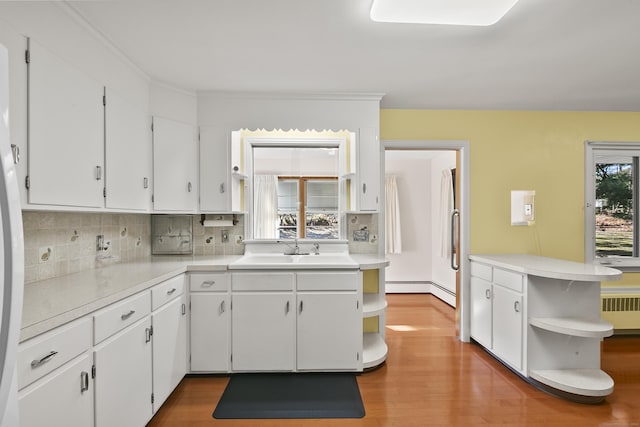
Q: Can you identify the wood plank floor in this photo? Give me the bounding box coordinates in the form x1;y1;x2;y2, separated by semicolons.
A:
148;294;640;426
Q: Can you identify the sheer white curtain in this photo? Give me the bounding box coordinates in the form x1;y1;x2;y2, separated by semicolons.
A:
439;169;454;257
253;175;279;239
385;175;402;254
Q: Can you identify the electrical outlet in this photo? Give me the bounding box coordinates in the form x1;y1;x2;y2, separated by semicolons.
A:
221;230;229;243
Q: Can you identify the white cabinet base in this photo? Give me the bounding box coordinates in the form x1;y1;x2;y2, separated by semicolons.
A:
530;369;614;401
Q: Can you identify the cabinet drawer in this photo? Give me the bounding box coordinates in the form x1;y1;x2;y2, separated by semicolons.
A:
297;272;358;291
190;272;229;292
152;275;185;311
94;291;151;344
231;272;294;291
17;317;92;390
493;268;523;293
470;262;492;282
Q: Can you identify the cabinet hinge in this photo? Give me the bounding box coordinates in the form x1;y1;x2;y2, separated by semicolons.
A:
151;121;154;132
151;194;154;203
150;325;154;336
25;175;30;190
91;365;96;379
357;352;360;361
151;393;155;404
25;49;30;64
103;187;106;198
102;94;106;106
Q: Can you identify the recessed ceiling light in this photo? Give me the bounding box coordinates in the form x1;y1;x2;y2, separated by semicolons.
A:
370;0;520;26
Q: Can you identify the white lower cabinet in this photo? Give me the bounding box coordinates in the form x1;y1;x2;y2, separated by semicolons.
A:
469;276;493;350
18;354;94;427
190;293;230;372
151;295;187;412
231;292;296;371
491;285;523;370
93;317;153;427
297;292;361;370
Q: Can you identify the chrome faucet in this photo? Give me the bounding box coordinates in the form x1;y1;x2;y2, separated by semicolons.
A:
313;243;320;255
283;237;300;255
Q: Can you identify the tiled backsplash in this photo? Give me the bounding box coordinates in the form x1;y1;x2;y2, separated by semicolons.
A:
347;213;379;254
22;212;152;284
22;211;373;284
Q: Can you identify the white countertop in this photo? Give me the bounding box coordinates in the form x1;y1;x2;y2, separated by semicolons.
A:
21;254;388;342
469;254;622;282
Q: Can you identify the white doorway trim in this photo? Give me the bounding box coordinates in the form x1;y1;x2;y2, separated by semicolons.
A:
382;140;471;342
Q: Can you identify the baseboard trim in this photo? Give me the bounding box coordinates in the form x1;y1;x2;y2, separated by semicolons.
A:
385;281;456;307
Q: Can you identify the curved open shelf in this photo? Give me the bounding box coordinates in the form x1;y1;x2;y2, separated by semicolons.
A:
363;294;387;317
530;369;614;398
529;317;613;338
363;332;387;369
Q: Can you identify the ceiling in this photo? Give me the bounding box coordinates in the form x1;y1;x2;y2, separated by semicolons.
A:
66;0;640;111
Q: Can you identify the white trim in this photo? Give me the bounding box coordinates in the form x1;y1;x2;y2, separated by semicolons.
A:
196;91;385;102
382;139;471;342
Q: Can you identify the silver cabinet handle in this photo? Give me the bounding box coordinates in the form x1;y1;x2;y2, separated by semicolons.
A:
187;182;192;192
450;209;460;271
143;177;149;189
10;144;19;164
362;183;367;194
299;300;304;314
514;301;521;313
485;288;491;299
201;280;215;288
80;371;89;393
220;183;225;193
219;300;225;314
145;327;153;343
167;288;177;295
31;350;58;368
182;303;186;316
285;300;290;315
121;310;135;320
95;165;102;181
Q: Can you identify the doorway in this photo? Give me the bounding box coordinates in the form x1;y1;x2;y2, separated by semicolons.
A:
382;140;470;341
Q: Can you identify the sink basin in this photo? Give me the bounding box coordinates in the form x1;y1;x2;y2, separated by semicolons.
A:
229;253;359;269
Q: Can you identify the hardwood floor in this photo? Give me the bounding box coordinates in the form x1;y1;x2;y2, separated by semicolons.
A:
148;294;640;426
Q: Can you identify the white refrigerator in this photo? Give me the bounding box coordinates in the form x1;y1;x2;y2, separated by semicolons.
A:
0;43;25;427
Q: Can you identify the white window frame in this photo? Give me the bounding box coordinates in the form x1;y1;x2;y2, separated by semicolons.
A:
585;141;640;270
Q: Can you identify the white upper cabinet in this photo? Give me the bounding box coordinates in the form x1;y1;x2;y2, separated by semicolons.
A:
356;127;380;211
104;88;151;211
27;39;104;208
152;116;198;212
199;126;229;212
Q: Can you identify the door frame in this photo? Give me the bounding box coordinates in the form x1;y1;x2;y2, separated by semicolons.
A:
381;140;471;342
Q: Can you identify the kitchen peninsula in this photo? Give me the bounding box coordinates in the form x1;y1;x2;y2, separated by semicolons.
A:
469;254;622;403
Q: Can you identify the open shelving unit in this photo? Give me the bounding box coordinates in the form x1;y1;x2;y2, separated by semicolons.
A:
361;267;388;369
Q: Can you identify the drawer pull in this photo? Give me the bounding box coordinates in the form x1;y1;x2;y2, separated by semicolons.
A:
80;371;90;393
31;350;58;368
167;288;177;295
485;289;491;299
201;280;215;288
514;301;521;313
121;310;135;320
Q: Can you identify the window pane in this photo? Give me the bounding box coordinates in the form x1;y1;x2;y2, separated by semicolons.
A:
277;180;298;239
305;180;339;239
595;161;633;257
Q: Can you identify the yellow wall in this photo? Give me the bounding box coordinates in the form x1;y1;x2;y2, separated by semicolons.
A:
381;110;640;288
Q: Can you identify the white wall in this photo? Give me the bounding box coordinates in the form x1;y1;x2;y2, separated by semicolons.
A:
384;152;432;286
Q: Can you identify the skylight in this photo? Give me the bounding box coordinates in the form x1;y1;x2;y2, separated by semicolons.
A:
370;0;520;26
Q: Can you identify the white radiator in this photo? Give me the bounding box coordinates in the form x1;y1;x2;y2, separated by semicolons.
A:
601;294;640;330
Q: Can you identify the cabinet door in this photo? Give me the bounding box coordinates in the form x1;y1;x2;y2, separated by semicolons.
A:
297;292;361;371
190;293;230;372
152;116;197;212
151;296;187;412
28;39;104;208
470;277;492;349
94;318;153;427
492;285;523;370
18;354;93;427
357;127;380;211
231;292;295;371
105;88;151;210
199;126;229;212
